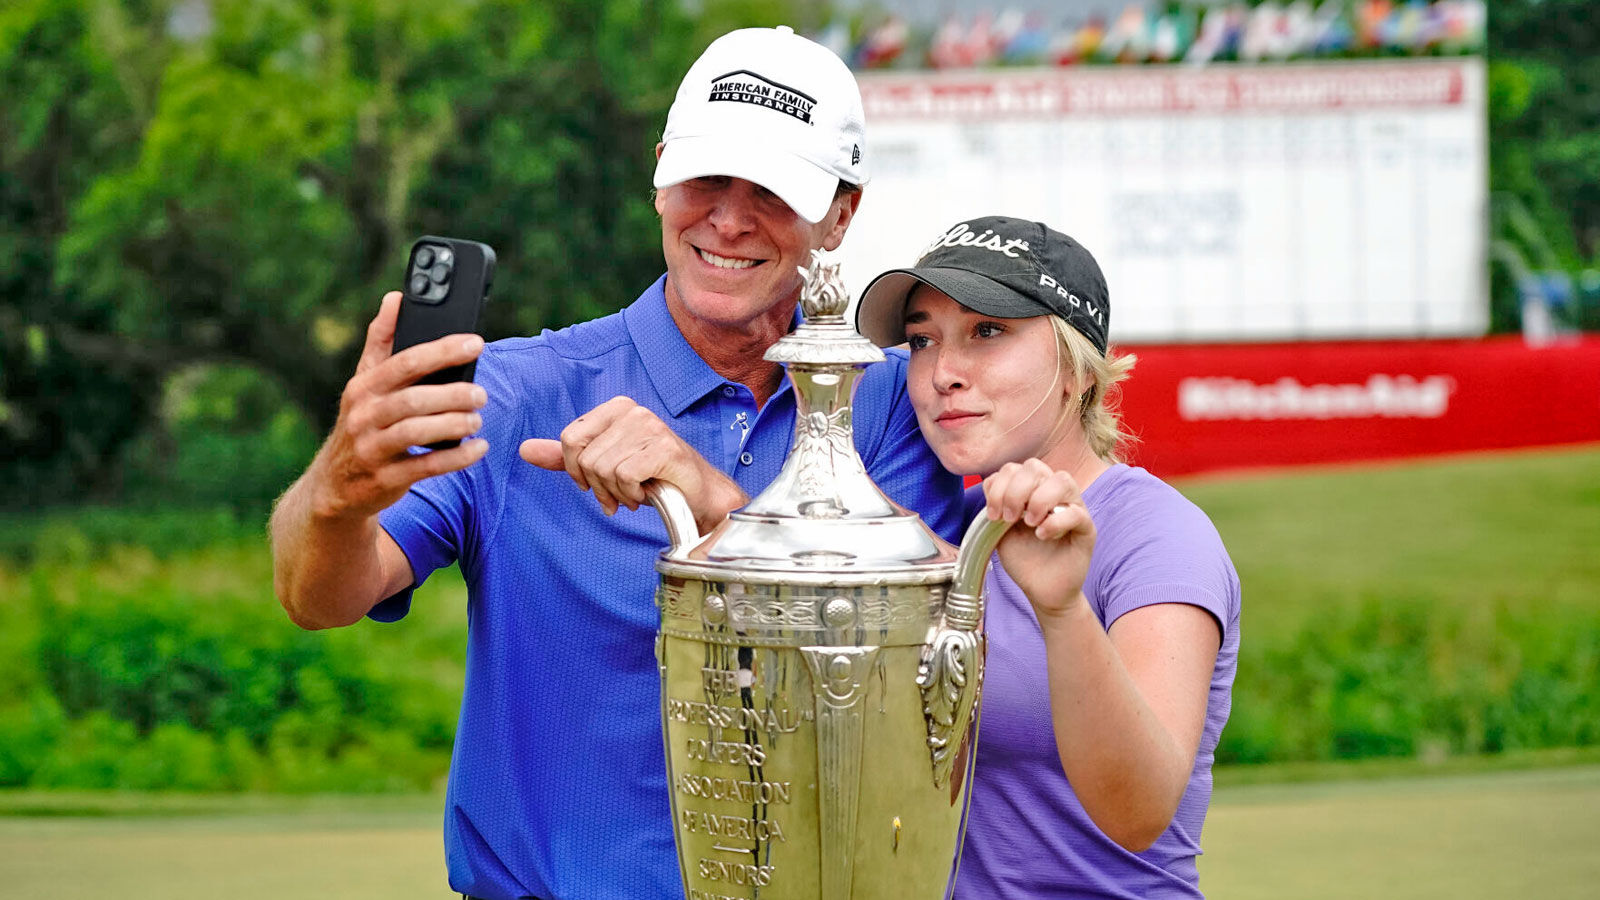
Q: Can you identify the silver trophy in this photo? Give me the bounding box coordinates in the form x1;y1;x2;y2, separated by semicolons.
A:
648;251;1009;900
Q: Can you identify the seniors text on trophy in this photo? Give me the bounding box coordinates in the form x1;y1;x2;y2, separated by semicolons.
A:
646;251;1012;900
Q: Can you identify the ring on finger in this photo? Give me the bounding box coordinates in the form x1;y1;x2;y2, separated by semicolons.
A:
1051;504;1071;516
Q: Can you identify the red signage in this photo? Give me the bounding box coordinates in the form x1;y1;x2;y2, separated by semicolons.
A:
1114;336;1600;477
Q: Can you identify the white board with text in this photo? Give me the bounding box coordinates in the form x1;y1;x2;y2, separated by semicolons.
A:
840;58;1488;343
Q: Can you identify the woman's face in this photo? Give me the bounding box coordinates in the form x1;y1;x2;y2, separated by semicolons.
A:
903;285;1076;477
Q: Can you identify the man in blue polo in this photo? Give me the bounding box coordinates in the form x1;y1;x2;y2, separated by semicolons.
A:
269;26;961;900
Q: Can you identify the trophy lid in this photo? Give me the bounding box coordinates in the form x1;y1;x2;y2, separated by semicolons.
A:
658;251;957;585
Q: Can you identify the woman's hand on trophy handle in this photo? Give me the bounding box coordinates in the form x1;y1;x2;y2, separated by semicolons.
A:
981;459;1097;620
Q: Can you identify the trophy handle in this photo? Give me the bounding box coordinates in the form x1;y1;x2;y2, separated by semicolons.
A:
643;481;701;558
950;513;1011;629
918;513;1011;788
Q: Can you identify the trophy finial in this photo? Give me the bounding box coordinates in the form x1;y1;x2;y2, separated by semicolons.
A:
768;248;883;366
798;248;849;320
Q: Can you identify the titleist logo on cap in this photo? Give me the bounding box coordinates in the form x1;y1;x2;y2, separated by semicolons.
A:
856;214;1110;354
922;222;1031;259
708;70;815;124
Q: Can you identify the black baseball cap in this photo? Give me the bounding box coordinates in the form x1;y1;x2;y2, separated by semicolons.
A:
855;216;1110;355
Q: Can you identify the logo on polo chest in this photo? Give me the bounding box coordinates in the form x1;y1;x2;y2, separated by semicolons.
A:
709;70;815;124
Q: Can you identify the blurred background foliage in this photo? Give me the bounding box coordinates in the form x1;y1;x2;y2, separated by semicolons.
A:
1486;0;1600;334
0;0;796;511
1;0;1597;792
0;540;467;791
1;446;1595;791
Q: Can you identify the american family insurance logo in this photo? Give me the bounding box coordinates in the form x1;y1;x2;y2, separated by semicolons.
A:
1179;374;1455;421
709;70;815;124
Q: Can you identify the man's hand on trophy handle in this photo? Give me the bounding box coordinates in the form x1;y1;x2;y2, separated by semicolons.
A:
643;481;701;556
520;396;746;532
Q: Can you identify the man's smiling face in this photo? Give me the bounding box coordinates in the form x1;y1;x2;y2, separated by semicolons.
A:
655;174;854;334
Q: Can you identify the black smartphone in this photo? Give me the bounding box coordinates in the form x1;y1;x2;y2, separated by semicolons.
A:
392;235;496;447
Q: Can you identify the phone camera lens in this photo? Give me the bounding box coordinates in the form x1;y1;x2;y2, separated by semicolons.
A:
435;247;454;267
409;273;431;295
415;246;435;268
430;263;452;284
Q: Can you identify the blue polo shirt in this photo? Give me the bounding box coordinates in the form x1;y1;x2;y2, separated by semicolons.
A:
376;275;962;900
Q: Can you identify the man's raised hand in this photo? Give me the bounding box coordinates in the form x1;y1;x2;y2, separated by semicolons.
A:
305;291;489;521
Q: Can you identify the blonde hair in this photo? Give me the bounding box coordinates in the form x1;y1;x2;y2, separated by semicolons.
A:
1050;318;1138;463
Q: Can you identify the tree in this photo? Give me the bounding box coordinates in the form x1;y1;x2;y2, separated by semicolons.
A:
1489;0;1600;264
0;0;791;507
0;0;158;504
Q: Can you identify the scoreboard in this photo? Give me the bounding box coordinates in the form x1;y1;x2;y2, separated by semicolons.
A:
841;58;1488;344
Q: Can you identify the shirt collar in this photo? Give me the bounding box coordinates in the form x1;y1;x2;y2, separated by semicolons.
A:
624;274;802;417
624;275;735;417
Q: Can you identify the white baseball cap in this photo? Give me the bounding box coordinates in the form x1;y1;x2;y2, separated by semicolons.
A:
653;26;868;224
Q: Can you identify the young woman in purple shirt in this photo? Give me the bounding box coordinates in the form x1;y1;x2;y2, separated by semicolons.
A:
857;216;1242;899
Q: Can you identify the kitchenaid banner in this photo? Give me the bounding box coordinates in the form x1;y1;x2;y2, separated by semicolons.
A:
1116;336;1600;476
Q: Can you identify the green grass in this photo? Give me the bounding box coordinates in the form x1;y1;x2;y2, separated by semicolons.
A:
1172;445;1600;764
1173;445;1600;633
1213;744;1600;787
0;792;446;900
2;762;1597;899
1199;765;1600;899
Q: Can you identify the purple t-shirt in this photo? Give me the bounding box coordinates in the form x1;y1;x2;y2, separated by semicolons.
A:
955;464;1241;899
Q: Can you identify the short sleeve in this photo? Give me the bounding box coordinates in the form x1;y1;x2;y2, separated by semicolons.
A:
1085;472;1239;640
